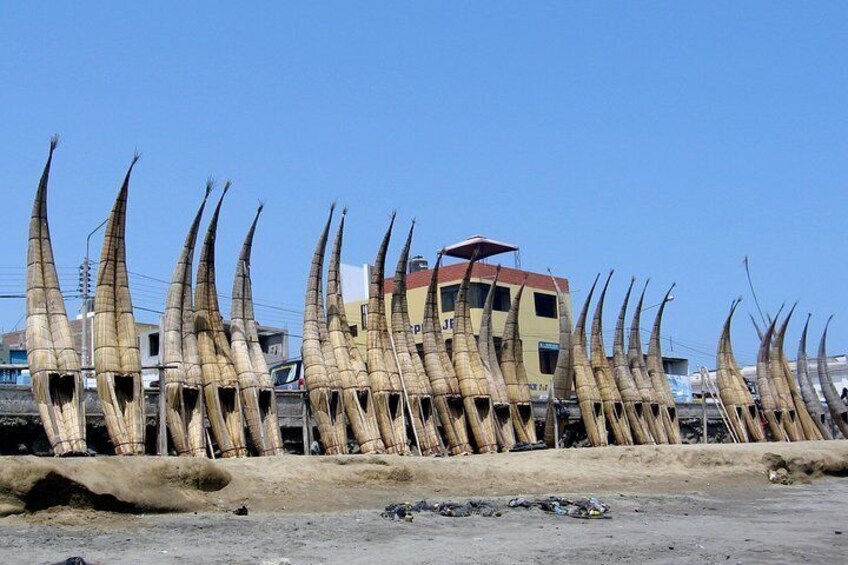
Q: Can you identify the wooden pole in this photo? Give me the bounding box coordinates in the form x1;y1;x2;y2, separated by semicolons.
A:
157;363;167;455
302;391;311;456
700;367;707;444
388;331;421;455
551;377;560;449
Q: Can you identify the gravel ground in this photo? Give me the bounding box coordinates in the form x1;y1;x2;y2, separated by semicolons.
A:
2;478;846;564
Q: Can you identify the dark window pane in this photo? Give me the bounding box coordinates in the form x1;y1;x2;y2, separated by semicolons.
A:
349;325;358;337
534;292;557;318
440;285;459;312
493;287;511;312
442;283;511;312
538;344;559;375
148;333;160;357
360;304;368;329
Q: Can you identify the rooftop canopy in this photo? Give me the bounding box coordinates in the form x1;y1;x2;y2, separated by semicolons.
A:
442;235;519;261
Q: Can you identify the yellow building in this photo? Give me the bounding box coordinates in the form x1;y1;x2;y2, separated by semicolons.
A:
344;241;572;399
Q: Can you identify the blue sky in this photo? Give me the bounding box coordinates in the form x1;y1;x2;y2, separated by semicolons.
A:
1;2;846;367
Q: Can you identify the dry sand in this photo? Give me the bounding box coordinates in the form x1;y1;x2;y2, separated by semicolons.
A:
1;441;847;564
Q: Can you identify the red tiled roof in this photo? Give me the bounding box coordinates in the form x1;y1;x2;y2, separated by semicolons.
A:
385;262;569;294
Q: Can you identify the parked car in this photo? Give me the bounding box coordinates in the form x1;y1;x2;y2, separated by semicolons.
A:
271;359;304;390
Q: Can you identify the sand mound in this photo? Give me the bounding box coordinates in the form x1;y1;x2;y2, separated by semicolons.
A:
0;456;231;517
1;441;846;517
762;449;848;482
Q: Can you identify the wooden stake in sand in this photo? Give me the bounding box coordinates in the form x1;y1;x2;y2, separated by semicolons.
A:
590;271;633;446
365;214;408;455
611;278;654;445
230;205;284;456
543;271;573;448
25;137;87;456
573;275;608;447
391;222;445;456
628;281;668;445
770;306;822;441
817;317;848;439
796;315;832;440
452;258;498;453
93;156;146;455
478;266;516;452
499;278;538;445
326;210;385;454
421;253;473;455
195;183;247;458
646;284;682;444
302;205;348;455
161;182;212;457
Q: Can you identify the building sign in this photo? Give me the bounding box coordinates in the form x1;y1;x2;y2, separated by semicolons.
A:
538;341;559;351
411;318;455;335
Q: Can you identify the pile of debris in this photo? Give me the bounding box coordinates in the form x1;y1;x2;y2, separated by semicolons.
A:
381;496;610;522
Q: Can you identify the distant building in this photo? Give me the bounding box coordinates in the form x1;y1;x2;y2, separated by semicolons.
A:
343;235;691;399
343;259;569;399
693;355;848;401
1;317;289;388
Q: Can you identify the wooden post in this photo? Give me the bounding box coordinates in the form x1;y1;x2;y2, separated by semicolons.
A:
388;331;421;455
157;364;167;455
301;391;311;456
701;369;708;444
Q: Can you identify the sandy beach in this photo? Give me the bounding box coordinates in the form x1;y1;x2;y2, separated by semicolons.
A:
1;441;846;564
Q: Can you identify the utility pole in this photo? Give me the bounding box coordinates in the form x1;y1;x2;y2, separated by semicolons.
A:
82;218;108;376
79;258;91;370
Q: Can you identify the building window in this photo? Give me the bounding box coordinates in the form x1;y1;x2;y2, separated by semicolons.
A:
440;283;510;313
148;333;160;357
360;304;368;329
534;292;557;318
349;325;358;337
538;342;559;374
444;338;453;359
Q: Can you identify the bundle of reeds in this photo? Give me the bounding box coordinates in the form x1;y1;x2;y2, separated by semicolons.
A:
770;307;821;441
611;278;653;445
543;272;572;448
195;184;247;458
796;315;832;439
93;156;145;455
326;210;384;454
756;317;788;441
452;258;498;453
302;205;348;455
645;285;682;444
715;300;753;442
230;205;284;456
367;214;408;455
573;275;608;447
478;266;517;451
421;253;472;455
817;317;848;439
590;272;633;446
628;281;668;444
161;183;211;457
499;279;538;445
390;222;444;456
26;137;87;456
763;308;803;441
